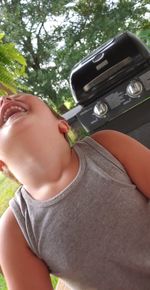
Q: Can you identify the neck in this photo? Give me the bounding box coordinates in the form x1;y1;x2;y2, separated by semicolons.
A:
7;138;79;201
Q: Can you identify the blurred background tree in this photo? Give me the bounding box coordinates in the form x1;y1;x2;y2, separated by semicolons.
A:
0;0;149;111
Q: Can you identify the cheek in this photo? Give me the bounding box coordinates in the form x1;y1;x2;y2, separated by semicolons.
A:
35;107;59;128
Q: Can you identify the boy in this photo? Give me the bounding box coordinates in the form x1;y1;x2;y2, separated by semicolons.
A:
0;93;150;290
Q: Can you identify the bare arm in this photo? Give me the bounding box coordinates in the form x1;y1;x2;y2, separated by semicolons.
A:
0;208;53;290
92;130;150;198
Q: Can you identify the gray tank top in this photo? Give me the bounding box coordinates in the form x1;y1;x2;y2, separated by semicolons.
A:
9;137;150;290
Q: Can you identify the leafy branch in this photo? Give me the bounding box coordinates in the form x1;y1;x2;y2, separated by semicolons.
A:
0;32;27;95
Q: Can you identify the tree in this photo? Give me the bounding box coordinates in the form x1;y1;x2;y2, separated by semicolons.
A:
0;0;149;110
0;32;27;96
137;23;150;48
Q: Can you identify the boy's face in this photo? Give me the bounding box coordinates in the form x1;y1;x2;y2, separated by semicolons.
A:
0;94;66;167
0;93;56;131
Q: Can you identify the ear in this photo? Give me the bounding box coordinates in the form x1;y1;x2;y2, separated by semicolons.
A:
0;160;6;171
58;120;70;134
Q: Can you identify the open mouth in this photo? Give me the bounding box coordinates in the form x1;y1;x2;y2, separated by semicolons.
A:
2;105;27;125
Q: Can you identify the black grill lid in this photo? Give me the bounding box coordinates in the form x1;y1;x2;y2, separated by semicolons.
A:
70;31;150;105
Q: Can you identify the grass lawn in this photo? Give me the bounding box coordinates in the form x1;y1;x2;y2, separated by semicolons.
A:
0;274;7;290
0;173;19;216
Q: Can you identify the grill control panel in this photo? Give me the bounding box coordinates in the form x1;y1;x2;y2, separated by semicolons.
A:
77;69;150;132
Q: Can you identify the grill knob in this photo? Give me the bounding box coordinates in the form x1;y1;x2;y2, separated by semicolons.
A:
93;101;108;117
126;80;143;98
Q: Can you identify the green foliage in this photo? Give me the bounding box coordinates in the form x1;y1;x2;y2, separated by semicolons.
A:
0;173;19;216
0;274;7;290
51;275;58;289
0;33;27;96
137;23;150;48
0;0;149;110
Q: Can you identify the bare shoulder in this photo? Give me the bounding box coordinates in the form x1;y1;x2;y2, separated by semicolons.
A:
92;130;150;197
0;207;23;248
91;129;149;152
0;207;53;290
91;130;125;145
92;129;133;144
0;206;30;256
0;208;17;274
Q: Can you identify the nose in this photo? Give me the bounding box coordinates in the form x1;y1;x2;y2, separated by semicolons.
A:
0;96;12;106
